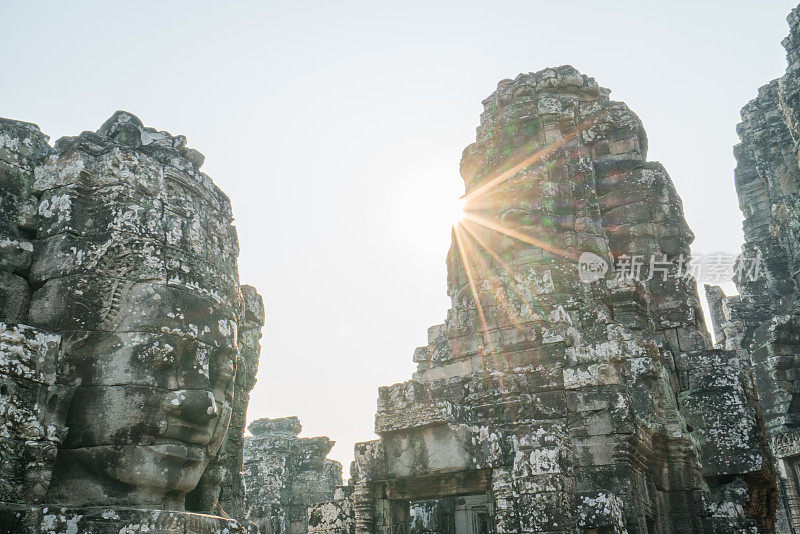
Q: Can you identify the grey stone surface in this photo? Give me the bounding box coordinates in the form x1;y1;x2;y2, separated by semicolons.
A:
244;417;343;534
0;504;244;534
0;119;63;508
0;111;264;533
308;487;354;534
705;4;800;532
189;284;265;526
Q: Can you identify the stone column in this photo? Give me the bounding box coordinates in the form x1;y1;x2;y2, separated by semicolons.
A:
353;483;375;534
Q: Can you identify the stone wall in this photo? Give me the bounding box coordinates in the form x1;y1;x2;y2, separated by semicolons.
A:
308;486;355;534
244;417;343;534
0;120;64;506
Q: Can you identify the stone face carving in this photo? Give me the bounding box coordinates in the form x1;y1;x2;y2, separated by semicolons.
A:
0;111;263;532
244;417;343;534
189;284;266;522
313;66;776;533
35;111;244;510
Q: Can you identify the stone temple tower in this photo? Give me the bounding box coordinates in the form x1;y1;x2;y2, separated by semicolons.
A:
309;66;777;534
706;4;800;532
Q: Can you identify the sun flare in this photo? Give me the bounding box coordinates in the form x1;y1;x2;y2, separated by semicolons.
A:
452;196;466;226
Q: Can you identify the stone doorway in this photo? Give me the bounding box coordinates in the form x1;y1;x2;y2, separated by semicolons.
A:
408;493;491;534
453;495;489;534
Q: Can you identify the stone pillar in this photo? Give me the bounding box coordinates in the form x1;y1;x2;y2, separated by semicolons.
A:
244;416;343;534
353;483;375;534
388;500;411;534
490;468;518;534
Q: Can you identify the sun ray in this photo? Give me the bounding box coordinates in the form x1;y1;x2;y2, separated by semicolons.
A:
461;219;550;330
443;116;602;393
452;223;493;353
461;115;600;208
457;223;523;332
453;223;522;393
463;211;579;262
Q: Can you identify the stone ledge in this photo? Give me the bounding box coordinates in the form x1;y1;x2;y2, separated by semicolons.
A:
0;503;244;534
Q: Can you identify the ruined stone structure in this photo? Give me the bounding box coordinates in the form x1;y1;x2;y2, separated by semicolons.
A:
8;7;800;534
707;5;800;533
308;487;355;534
244;417;343;534
0;112;263;533
308;66;778;534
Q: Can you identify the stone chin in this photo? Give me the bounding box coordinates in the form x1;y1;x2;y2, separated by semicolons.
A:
47;443;214;509
46;401;232;509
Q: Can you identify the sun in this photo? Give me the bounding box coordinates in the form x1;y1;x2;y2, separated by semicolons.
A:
392;173;467;252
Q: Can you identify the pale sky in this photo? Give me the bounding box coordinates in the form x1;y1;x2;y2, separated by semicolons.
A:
2;0;797;473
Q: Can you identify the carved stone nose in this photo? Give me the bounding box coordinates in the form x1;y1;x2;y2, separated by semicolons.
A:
163;390;218;424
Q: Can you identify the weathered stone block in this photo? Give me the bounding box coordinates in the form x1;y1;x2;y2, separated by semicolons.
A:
245;417;343;534
518;491;575;532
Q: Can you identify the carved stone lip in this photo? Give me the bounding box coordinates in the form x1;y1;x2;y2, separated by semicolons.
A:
162;421;213;447
146;440;205;463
